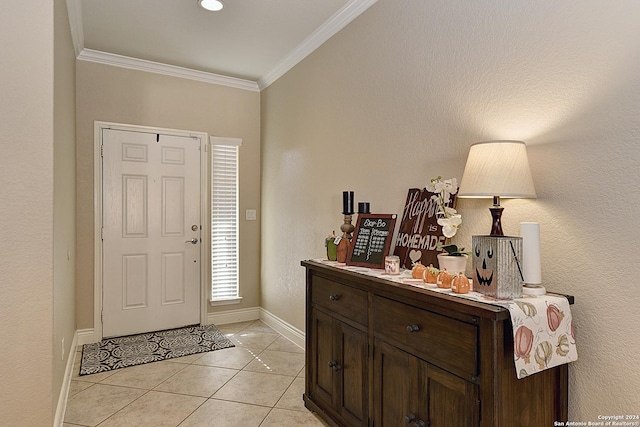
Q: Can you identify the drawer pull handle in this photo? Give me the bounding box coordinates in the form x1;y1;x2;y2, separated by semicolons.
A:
415;421;426;427
329;294;340;301
405;413;417;424
328;361;342;371
406;324;420;333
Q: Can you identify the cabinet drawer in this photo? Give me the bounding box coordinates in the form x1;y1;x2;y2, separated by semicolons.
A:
372;295;478;377
311;275;368;326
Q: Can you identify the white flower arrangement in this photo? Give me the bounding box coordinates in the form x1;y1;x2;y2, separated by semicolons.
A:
427;176;462;238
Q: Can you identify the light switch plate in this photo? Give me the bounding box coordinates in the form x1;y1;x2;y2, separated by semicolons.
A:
246;209;257;220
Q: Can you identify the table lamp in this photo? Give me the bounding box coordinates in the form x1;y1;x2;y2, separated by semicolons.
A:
457;141;536;236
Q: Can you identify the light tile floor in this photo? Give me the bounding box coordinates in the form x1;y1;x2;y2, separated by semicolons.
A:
64;321;328;427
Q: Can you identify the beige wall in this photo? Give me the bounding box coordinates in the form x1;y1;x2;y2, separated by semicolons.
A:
261;0;640;420
0;1;55;424
76;62;261;330
53;0;77;414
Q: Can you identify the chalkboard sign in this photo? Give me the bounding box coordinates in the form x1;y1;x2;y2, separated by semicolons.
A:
346;214;397;269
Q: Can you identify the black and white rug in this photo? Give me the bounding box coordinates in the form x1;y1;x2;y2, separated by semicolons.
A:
79;324;234;376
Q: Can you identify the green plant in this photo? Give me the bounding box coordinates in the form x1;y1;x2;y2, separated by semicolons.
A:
438;243;469;257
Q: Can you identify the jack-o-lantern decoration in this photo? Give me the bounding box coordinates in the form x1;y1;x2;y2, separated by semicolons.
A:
474;243;496;289
471;235;523;299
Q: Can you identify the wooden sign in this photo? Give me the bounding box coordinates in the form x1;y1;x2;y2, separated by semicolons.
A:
346;214;397;269
393;188;456;269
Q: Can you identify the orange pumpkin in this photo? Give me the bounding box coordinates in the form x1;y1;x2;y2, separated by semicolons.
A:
436;269;452;289
423;264;439;284
412;263;427;279
451;273;470;294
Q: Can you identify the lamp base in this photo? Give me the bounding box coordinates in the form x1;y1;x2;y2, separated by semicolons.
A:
489;207;504;236
522;284;546;296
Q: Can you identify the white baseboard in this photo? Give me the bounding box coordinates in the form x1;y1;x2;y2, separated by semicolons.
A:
77;328;97;346
54;331;79;427
78;308;303;348
206;306;305;350
76;307;266;343
206;306;261;325
259;308;305;349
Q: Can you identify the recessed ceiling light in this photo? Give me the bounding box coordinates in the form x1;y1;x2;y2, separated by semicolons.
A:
198;0;223;12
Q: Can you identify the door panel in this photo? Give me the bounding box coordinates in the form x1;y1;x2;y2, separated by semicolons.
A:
162;177;185;236
336;321;368;426
122;254;148;308
161;252;185;304
103;129;201;338
123;175;148;237
374;339;416;426
426;364;479;427
310;308;335;408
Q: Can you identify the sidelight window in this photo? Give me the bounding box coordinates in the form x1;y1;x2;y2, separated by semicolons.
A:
210;137;242;304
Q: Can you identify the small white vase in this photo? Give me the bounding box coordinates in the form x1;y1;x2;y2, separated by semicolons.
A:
437;254;468;275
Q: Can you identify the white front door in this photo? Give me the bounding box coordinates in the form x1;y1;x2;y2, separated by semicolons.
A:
102;128;201;338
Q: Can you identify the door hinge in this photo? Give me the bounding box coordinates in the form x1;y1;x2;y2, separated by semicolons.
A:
100;144;104;157
101;228;104;240
477;399;481;421
101;311;103;323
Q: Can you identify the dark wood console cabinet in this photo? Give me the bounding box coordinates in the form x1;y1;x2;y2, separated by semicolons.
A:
302;260;570;427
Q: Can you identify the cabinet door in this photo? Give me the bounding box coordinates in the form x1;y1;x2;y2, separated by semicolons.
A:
309;308;335;410
335;321;368;427
373;340;425;426
425;364;479;427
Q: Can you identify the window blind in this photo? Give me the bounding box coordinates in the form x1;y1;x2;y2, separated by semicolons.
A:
210;138;241;301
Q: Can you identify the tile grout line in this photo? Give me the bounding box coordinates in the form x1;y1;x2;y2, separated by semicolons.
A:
66;320;310;427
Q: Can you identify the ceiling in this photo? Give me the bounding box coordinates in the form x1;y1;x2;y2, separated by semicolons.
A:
68;0;376;90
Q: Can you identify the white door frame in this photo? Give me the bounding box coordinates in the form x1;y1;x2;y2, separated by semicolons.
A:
93;121;209;342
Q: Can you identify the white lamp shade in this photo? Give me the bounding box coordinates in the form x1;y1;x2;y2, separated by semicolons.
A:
458;141;536;199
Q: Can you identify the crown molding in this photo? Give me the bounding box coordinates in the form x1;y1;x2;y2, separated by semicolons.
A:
77;49;260;92
258;0;377;90
66;0;375;92
66;0;84;56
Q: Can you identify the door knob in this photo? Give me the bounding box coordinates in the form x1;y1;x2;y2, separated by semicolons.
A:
186;238;199;244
